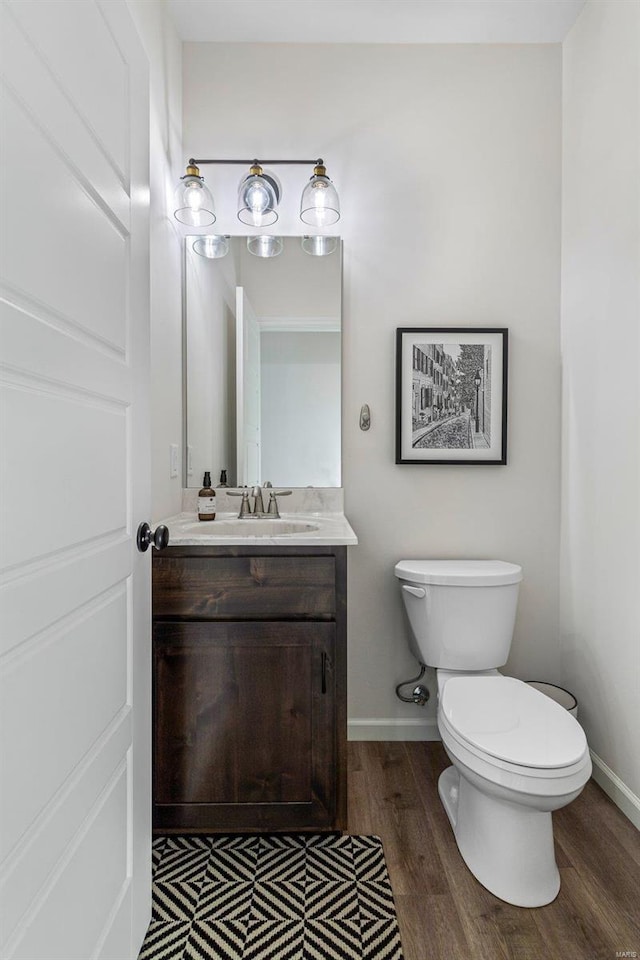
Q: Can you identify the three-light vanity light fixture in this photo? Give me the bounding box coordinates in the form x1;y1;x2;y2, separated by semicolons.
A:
174;157;340;258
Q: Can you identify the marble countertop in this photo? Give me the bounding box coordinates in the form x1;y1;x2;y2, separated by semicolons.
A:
158;511;358;546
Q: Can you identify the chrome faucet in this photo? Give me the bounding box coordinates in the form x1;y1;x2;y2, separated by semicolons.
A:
228;483;291;519
251;485;266;516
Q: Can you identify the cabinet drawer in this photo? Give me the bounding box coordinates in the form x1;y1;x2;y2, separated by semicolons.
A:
153;555;336;619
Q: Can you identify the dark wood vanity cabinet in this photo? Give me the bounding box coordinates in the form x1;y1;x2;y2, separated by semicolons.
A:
152;545;347;834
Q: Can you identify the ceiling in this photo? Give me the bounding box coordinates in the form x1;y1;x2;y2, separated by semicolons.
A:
167;0;586;44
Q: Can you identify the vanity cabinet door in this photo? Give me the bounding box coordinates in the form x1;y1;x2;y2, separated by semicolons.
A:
153;620;336;832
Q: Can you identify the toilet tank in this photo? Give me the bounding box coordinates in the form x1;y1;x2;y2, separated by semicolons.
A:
395;560;522;670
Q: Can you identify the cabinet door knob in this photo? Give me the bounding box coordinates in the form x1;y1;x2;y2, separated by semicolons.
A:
136;522;169;553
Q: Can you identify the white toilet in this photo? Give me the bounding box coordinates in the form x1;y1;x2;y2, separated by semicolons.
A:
395;559;591;908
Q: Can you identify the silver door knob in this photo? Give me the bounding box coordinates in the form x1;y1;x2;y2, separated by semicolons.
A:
136;522;169;553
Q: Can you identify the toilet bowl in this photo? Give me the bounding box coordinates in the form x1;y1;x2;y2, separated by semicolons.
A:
436;671;591;906
395;559;592;907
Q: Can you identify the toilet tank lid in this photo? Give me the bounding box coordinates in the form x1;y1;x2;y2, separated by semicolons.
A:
394;560;523;586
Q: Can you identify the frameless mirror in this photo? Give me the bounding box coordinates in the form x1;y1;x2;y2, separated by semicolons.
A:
185;236;342;488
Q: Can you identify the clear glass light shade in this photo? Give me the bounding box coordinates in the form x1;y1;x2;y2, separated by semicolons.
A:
174;175;216;226
192;235;230;259
300;175;340;227
301;235;338;257
247;236;283;258
238;173;280;226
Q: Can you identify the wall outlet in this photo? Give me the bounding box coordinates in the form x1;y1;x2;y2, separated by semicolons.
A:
169;444;179;478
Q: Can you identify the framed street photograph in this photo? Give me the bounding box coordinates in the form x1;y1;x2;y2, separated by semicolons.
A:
395;327;508;465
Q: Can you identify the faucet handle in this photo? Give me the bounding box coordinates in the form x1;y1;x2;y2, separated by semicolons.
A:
266;490;292;518
227;488;252;517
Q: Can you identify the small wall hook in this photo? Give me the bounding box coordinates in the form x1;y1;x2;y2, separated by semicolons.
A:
359;404;371;431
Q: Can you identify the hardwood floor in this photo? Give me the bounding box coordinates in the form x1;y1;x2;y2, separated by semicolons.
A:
347;741;640;960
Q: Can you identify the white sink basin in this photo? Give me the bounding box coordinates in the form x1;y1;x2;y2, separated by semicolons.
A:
183;519;320;537
160;511;357;546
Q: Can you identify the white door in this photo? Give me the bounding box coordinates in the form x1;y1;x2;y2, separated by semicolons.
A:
236;287;261;486
0;2;152;958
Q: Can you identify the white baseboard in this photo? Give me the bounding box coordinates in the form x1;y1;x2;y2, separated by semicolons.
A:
347;718;440;741
590;751;640;830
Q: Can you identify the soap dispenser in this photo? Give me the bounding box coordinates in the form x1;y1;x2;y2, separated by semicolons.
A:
198;471;216;521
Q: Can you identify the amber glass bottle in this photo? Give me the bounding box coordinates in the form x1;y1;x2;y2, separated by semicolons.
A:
198;471;216;521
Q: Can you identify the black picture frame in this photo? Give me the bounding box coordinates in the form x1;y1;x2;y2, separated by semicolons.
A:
395;327;508;465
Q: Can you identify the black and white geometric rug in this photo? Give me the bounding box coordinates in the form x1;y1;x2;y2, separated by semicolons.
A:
139;834;404;960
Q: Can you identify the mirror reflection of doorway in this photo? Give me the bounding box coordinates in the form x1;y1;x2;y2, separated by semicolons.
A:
236;285;341;487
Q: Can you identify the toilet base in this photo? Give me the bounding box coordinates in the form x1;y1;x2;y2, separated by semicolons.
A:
438;766;560;908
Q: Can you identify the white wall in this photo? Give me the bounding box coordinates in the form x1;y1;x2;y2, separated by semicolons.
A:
239;238;341;321
561;0;640;822
183;42;563;737
127;0;183;522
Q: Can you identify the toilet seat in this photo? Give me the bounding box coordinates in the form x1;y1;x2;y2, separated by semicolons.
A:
438;674;591;799
439;711;591;797
440;675;587;768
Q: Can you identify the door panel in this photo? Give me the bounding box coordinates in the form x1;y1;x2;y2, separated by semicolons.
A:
8;0;130;178
0;585;128;861
12;767;129;960
0;2;151;958
0;383;127;569
1;714;132;958
1;91;128;350
0;0;130;230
